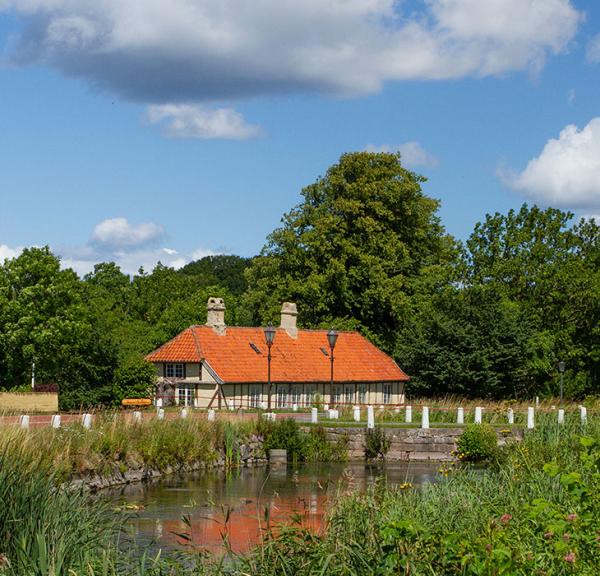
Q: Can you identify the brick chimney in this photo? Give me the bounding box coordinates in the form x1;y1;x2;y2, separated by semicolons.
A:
280;302;298;338
206;297;226;334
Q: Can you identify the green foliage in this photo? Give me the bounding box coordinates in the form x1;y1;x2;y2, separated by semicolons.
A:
364;426;391;460
179;255;252;296
457;423;499;462
111;359;156;404
258;418;348;463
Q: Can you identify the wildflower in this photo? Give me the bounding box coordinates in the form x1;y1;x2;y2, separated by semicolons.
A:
500;514;512;524
399;482;413;490
485;544;492;552
564;552;576;564
544;531;554;540
562;533;571;542
566;513;577;522
0;554;10;569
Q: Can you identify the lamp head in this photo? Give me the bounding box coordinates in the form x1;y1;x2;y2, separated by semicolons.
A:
264;323;276;346
327;329;338;350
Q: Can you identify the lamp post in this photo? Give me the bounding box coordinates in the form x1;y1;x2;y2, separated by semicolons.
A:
264;323;276;410
558;361;565;404
327;329;338;406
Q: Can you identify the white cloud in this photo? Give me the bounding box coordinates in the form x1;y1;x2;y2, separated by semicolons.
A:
365;142;439;168
0;244;23;262
501;117;600;212
146;104;261;140
587;33;600;63
0;0;582;105
91;217;164;248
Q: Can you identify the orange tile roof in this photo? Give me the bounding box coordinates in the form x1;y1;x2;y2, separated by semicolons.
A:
146;325;409;383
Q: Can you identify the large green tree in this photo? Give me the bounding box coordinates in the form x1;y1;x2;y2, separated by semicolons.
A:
245;151;456;349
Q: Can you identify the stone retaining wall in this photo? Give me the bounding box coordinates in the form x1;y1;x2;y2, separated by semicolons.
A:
320;427;510;461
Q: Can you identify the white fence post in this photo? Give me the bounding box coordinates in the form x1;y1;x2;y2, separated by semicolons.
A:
82;413;92;429
527;407;535;429
324;404;329;412
474;407;482;424
507;408;514;425
157;408;165;420
292;404;298;412
132;411;142;424
367;405;375;429
421;406;430;429
51;414;61;429
457;407;464;424
557;409;565;425
207;409;215;422
580;406;587;426
311;407;318;424
180;408;188;419
19;415;29;430
353;406;361;422
405;405;412;424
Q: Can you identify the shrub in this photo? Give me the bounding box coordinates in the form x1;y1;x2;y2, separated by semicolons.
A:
364;427;390;460
456;423;498;461
259;418;305;462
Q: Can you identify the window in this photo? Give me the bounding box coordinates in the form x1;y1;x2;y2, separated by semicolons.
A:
291;386;301;407
250;386;261;409
277;387;288;408
383;383;392;404
344;386;354;405
305;384;316;406
178;384;194;406
358;385;366;404
165;363;184;379
331;385;342;405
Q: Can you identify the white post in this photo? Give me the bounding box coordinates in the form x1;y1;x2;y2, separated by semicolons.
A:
82;413;92;429
421;406;430;429
580;406;587;426
507;408;514;425
394;406;400;413
353;406;361;422
457;407;464;424
328;408;334;419
207;409;215;422
474;406;482;424
367;405;375;429
19;415;29;430
132;411;142;424
324;403;329;412
156;398;163;408
51;414;61;429
311;407;318;424
535;396;540;408
180;408;188;419
260;401;267;410
557;409;565;425
157;408;165;420
31;362;35;389
292;404;298;412
527;407;535;429
405;405;412;424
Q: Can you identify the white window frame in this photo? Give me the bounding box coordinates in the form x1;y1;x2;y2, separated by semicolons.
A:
383;383;392;404
277;387;288;408
305;384;316;407
178;384;194;406
358;385;366;405
344;386;354;405
250;386;261;409
166;363;184;379
331;385;342;405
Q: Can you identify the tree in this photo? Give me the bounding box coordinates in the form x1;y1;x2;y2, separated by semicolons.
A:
244;151;456;350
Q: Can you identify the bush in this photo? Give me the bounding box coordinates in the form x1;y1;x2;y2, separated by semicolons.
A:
259;418;306;462
456;423;498;461
364;427;391;460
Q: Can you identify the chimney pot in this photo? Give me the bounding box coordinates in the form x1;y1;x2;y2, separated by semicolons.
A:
280;302;298;338
206;297;226;334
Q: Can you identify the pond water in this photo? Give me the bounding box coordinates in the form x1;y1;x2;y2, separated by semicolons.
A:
107;461;441;555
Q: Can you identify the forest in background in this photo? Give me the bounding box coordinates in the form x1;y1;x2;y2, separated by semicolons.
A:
0;152;598;409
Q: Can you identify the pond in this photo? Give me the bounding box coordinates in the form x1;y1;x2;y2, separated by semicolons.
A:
107;461;441;555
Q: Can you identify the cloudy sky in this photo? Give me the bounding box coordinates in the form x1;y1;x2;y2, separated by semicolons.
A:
0;0;599;275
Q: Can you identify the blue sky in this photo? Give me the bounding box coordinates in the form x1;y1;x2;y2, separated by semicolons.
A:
1;1;599;275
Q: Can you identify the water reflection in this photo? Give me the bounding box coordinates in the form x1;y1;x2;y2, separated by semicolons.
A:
108;461;440;554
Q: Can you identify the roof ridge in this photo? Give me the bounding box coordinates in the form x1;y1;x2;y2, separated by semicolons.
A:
190;326;204;361
190;324;358;334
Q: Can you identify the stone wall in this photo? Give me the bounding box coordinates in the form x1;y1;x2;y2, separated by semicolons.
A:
322;427;465;461
0;392;58;413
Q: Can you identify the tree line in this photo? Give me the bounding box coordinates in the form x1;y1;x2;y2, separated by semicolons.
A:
0;152;597;408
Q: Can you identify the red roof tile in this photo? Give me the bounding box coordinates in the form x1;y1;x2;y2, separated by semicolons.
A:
146;326;409;384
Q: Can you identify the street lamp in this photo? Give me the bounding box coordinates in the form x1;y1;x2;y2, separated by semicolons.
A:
264;323;276;410
327;329;338;406
558;361;565;404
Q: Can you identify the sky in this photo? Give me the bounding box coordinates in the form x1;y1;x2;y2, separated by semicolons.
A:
0;0;599;275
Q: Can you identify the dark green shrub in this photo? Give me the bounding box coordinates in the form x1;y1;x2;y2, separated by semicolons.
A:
303;426;348;462
258;418;305;462
456;423;498;461
364;427;391;460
